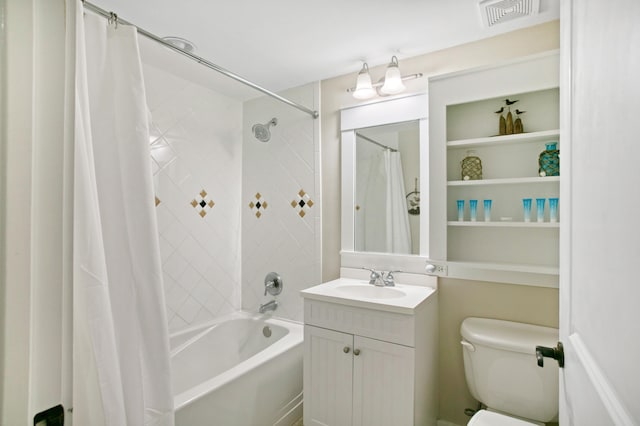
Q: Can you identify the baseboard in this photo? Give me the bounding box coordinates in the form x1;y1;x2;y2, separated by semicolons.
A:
437;420;463;426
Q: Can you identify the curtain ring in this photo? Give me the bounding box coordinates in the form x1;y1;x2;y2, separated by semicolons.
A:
108;12;119;28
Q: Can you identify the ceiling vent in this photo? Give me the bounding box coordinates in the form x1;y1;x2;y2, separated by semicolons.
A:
479;0;540;27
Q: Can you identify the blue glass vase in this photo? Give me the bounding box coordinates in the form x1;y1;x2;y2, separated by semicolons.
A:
538;142;559;177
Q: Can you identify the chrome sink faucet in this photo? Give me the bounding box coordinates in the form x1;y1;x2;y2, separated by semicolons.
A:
363;268;402;287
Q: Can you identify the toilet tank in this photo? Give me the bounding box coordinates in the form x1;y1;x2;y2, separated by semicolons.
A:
460;318;559;423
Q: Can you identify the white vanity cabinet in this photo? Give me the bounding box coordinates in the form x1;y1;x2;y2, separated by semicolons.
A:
301;278;438;426
304;325;415;426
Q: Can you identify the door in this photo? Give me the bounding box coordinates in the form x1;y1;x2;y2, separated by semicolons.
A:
303;325;353;426
559;0;640;424
352;336;414;426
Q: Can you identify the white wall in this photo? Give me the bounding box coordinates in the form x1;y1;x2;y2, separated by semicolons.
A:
144;64;244;332
242;83;321;322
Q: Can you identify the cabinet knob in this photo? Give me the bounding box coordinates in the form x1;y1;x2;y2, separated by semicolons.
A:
353;349;361;356
343;346;350;354
425;264;436;274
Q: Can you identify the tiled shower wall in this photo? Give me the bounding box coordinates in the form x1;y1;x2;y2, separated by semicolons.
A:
242;83;322;322
144;61;321;330
144;64;243;332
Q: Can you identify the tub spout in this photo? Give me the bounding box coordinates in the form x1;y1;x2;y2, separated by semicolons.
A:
259;300;278;314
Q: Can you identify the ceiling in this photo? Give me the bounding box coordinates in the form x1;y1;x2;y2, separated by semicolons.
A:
89;0;559;99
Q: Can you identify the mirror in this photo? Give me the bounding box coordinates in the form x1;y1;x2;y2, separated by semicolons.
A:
340;93;429;260
354;121;420;254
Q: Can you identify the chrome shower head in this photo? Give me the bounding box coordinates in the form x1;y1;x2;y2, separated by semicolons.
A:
252;118;278;142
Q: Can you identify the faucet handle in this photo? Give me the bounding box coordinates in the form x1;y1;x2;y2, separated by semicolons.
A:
362;267;380;278
383;270;402;286
362;267;383;286
264;272;283;296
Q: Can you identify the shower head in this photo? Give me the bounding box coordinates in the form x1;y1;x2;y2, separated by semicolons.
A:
252;118;278;142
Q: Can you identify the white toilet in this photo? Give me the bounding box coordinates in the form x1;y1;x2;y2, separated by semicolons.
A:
460;317;559;426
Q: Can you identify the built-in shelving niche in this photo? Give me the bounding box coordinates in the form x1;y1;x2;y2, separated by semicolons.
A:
445;87;560;286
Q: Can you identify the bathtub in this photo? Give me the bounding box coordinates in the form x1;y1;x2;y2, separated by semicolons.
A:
170;311;304;426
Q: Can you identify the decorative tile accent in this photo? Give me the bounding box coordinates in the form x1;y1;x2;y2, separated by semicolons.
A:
291;189;314;218
248;192;268;218
155;196;161;207
190;189;215;218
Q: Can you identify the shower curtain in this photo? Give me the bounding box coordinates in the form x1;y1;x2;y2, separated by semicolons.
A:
73;2;174;425
363;150;412;254
384;150;412;254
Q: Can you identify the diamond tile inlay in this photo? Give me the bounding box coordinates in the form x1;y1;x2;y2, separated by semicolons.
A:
191;189;215;218
155;196;161;207
291;189;314;218
248;193;268;218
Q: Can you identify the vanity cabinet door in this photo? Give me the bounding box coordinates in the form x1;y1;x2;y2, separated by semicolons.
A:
304;325;353;426
352;336;415;426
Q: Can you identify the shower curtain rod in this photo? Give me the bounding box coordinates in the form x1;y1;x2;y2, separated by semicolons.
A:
355;133;398;152
82;1;320;119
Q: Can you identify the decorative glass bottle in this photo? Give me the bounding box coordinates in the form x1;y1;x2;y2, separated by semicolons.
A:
538;142;560;176
461;150;482;180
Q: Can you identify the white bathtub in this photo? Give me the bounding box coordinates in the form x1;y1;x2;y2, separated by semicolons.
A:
171;311;304;426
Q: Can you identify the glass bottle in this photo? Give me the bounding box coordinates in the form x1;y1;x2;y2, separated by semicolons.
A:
461;150;482;180
538;142;560;176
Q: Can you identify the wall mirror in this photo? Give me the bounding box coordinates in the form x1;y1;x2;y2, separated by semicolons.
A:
341;93;429;270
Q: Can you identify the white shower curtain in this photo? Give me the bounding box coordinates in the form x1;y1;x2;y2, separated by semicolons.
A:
73;3;174;425
363;150;412;254
384;150;412;254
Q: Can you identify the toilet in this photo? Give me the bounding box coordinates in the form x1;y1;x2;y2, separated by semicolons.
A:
460;317;559;426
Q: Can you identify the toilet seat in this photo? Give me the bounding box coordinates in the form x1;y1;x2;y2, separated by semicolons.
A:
468;410;540;426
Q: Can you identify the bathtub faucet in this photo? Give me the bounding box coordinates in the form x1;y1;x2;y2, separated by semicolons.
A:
259;299;278;314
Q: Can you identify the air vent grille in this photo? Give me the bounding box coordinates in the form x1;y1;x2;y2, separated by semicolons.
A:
479;0;540;27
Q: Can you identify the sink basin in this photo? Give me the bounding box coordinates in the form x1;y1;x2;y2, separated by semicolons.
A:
334;284;406;299
300;277;436;314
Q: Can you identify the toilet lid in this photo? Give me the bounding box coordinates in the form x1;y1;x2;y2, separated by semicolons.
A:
468;410;540;426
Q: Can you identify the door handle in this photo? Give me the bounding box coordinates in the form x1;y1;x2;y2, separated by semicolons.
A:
535;342;564;368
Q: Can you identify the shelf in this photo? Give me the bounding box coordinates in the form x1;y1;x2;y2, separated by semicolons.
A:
447;260;558;275
447;176;559;186
445;261;559;287
447;129;560;149
448;221;559;228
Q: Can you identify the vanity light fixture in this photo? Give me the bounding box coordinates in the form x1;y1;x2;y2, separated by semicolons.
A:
348;56;422;99
352;63;377;100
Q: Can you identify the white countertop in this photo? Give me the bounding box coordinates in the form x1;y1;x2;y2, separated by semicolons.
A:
300;277;436;314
